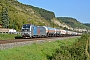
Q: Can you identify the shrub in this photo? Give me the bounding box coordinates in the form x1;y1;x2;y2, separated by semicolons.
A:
51;34;89;60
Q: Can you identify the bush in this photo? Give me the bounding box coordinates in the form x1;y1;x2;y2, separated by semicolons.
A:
51;34;89;60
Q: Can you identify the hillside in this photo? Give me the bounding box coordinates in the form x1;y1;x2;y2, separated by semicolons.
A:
57;17;90;30
0;0;57;31
0;0;90;32
84;23;90;27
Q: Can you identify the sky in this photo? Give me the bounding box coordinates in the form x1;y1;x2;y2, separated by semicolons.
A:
18;0;90;23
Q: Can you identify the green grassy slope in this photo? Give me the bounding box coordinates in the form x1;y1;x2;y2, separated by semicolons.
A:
51;34;90;60
0;37;78;60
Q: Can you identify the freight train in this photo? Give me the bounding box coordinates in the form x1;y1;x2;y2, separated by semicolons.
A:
21;24;82;38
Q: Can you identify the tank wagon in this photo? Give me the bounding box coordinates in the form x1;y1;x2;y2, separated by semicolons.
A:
71;32;78;36
60;30;67;37
43;26;56;37
21;24;82;38
66;30;72;36
55;28;61;37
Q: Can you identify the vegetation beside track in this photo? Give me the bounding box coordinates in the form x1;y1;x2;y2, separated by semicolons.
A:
51;34;90;60
0;34;20;40
0;34;89;60
0;37;79;60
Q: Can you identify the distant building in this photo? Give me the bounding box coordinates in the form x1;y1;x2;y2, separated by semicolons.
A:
0;28;16;34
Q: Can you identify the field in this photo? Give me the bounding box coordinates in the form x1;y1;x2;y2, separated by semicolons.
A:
0;37;78;60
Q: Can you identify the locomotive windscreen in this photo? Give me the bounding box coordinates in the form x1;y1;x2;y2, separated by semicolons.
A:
22;24;31;32
23;24;30;28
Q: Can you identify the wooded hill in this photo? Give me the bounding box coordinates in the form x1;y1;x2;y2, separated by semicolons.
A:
0;0;56;31
0;0;90;31
57;17;90;30
84;23;90;27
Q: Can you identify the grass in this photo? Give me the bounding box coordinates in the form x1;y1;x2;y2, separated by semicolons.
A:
0;37;79;60
51;34;90;60
88;37;90;55
0;34;20;40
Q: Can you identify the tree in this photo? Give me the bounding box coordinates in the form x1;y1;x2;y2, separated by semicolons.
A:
1;7;9;28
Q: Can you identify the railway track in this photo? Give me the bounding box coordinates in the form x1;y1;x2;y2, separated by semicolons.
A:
0;36;79;44
0;36;80;50
0;37;59;44
0;38;48;44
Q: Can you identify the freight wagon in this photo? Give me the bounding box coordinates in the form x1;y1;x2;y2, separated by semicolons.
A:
43;26;56;37
21;24;82;38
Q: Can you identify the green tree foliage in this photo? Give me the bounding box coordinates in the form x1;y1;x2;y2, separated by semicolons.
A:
1;7;9;28
28;5;55;21
84;23;90;27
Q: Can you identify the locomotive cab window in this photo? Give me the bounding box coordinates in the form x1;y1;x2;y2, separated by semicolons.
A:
23;24;30;28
